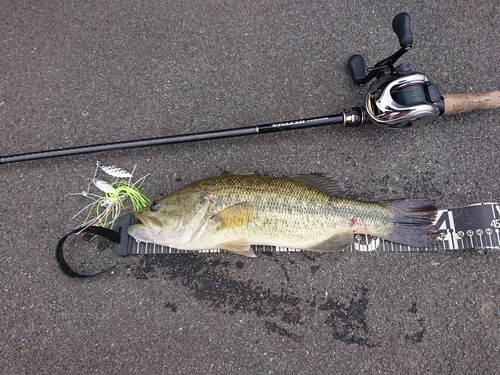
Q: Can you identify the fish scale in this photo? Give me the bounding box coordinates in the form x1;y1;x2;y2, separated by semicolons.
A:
199;176;341;246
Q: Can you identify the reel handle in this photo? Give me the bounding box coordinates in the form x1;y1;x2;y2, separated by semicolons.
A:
392;12;413;49
442;90;500;115
348;12;413;85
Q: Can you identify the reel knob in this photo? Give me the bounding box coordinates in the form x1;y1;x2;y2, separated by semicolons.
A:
392;12;413;49
348;55;367;85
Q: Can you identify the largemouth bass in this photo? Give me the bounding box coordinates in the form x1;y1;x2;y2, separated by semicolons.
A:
128;173;437;257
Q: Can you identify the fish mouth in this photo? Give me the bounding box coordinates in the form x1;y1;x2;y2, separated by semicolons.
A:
133;213;163;236
127;215;164;244
127;223;153;243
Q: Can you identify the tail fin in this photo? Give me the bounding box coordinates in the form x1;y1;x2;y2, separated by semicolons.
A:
382;198;438;247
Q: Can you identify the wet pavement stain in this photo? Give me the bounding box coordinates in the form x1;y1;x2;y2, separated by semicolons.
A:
132;254;373;347
265;321;302;343
319;285;374;347
405;303;426;344
164;302;178;312
405;326;426;344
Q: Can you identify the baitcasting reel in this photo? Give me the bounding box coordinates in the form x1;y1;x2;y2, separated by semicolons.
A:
348;12;444;128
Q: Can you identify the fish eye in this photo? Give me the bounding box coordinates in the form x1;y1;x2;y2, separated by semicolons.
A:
150;202;160;211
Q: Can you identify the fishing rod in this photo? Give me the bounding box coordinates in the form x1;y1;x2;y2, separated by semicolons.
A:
1;12;499;165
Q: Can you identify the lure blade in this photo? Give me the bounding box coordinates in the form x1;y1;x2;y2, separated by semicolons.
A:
100;165;133;178
93;179;116;194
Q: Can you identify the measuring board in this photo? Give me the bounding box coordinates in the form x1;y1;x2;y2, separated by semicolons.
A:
113;202;500;256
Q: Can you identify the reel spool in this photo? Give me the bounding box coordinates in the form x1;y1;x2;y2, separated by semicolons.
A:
365;72;442;128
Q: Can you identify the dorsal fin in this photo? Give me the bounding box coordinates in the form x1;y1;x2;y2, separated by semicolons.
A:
287;174;346;196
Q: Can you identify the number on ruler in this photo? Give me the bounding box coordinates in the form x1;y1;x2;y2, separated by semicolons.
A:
490;219;500;229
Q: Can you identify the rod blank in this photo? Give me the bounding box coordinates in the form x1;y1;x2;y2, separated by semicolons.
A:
0;113;345;165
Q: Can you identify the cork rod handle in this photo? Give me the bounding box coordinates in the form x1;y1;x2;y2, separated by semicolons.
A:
442;90;500;115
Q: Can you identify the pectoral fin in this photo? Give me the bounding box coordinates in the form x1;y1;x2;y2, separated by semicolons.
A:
218;239;256;258
212;202;255;230
305;231;354;252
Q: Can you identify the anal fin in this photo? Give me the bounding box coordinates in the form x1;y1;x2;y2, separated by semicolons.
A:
305;231;354;252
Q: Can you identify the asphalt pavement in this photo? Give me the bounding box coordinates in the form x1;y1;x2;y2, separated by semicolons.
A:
1;1;499;374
